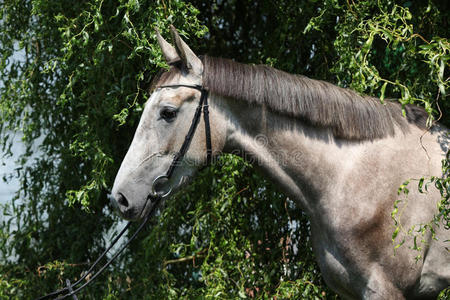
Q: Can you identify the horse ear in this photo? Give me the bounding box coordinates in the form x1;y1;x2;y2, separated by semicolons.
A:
155;28;179;63
169;25;203;76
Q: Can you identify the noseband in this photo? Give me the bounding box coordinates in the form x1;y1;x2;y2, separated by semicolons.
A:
151;84;212;197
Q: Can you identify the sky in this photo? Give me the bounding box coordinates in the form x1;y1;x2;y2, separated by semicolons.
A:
0;138;23;205
1;45;25;206
0;46;27;209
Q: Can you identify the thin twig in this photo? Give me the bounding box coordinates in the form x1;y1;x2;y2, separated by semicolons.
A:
163;254;205;268
235;186;249;197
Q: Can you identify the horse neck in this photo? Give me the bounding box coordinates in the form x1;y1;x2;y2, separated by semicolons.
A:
213;93;376;214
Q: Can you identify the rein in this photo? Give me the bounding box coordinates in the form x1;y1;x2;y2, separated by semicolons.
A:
36;212;153;300
36;84;212;299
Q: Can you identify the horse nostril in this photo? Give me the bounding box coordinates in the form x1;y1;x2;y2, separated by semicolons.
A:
117;193;129;208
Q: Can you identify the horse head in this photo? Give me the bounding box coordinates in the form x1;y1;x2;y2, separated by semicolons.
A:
110;26;225;220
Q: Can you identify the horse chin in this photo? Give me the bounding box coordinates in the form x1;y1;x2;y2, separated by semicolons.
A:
118;208;142;221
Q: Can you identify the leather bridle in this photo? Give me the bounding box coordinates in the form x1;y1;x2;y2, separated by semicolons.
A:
151;84;212;197
36;84;212;299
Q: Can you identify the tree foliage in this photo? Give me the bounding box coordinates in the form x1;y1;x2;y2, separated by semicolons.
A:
0;0;448;299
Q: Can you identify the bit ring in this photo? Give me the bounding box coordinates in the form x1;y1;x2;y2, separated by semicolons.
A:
152;174;172;198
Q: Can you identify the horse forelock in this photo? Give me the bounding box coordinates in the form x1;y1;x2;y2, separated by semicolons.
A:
201;56;428;140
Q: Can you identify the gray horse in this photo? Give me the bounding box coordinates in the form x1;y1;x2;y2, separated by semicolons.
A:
111;26;449;299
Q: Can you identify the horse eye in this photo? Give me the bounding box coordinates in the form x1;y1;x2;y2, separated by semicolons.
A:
160;108;177;122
